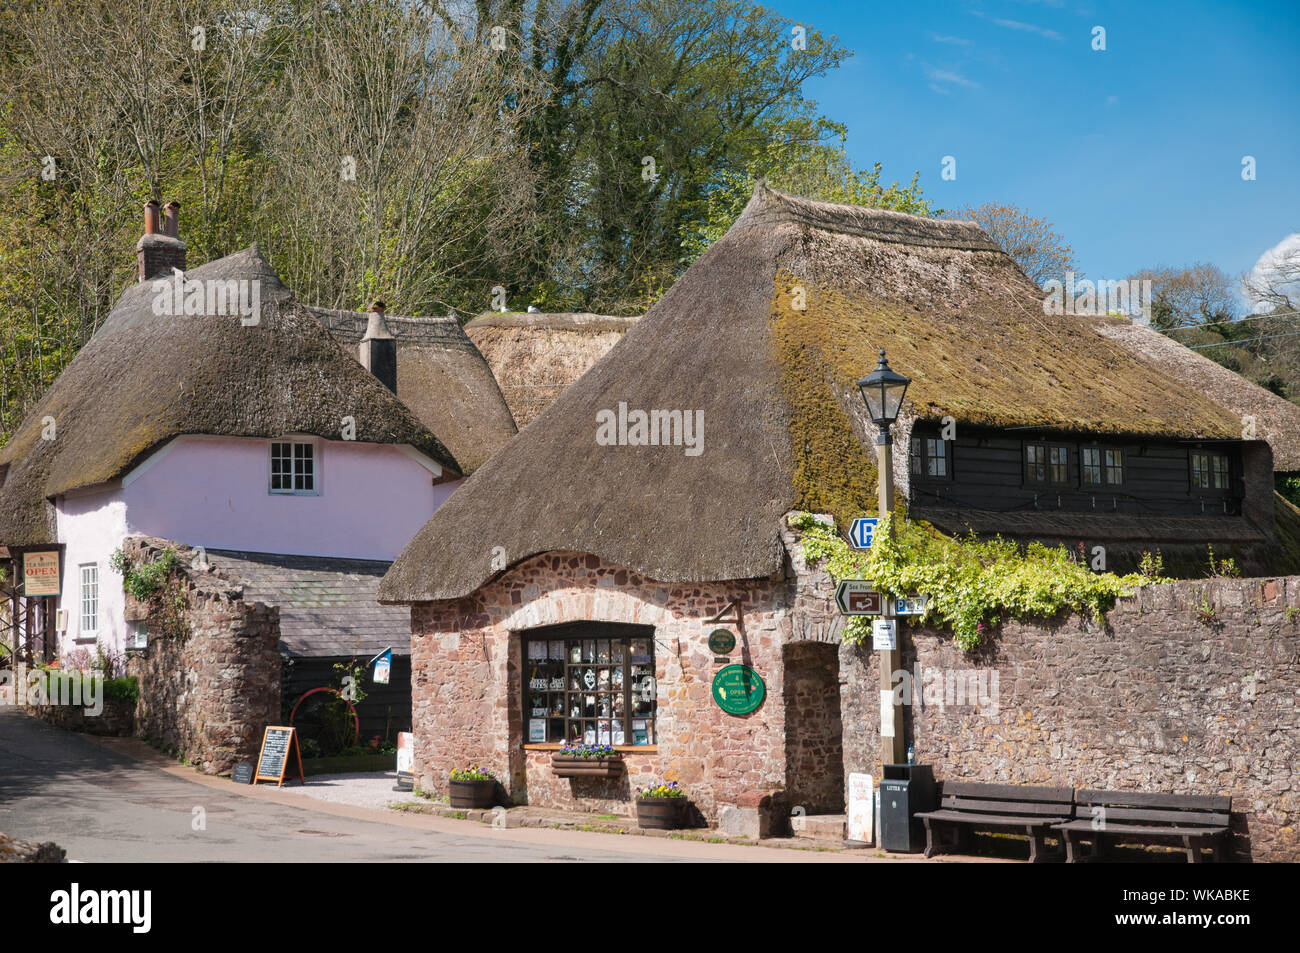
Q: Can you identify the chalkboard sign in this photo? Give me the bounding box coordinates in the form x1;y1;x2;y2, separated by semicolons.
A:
253;726;305;787
232;761;254;785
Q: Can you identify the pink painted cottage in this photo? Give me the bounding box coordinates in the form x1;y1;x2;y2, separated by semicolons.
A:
0;203;514;698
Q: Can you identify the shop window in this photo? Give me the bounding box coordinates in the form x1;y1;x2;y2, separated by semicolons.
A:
523;633;656;746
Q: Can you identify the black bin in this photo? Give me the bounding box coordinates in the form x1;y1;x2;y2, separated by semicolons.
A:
879;764;937;852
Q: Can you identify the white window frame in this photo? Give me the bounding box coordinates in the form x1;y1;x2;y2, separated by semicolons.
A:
79;563;99;642
269;438;320;496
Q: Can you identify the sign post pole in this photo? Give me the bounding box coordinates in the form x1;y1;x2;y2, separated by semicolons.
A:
876;438;906;769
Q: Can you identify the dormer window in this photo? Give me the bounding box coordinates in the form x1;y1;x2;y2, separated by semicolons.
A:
270;439;318;495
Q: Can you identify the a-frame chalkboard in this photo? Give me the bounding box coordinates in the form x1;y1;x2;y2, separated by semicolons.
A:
253;725;305;786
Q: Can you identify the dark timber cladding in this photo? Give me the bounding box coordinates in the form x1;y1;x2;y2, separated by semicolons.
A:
907;422;1246;517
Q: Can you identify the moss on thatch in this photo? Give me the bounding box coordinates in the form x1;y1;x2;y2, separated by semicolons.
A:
378;184;1271;604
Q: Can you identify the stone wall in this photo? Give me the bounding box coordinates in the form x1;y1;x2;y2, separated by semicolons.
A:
122;537;281;774
409;550;825;822
840;575;1300;862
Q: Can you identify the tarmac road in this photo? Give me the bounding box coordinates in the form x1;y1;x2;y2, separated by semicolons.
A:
0;709;861;863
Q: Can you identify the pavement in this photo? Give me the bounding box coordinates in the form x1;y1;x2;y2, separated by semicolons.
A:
0;709;895;863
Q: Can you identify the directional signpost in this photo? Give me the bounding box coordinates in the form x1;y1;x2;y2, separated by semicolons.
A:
835;580;883;616
848;517;878;550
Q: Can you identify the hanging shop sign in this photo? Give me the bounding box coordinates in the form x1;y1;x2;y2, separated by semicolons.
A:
707;628;736;655
711;664;766;716
22;549;62;597
371;647;392;685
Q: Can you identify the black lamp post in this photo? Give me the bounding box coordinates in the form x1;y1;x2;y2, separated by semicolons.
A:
856;349;911;444
856;348;911;769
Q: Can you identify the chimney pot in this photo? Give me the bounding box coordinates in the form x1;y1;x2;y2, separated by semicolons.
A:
143;200;161;235
163;201;181;238
137;199;186;282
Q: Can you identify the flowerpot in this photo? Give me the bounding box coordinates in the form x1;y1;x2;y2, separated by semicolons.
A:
636;797;687;830
551;753;624;779
449;777;496;809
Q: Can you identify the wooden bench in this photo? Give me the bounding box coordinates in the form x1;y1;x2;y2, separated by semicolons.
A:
1054;790;1232;863
915;782;1074;862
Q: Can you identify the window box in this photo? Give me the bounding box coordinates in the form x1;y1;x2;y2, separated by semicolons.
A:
448;778;497;809
635;797;688;830
551;751;625;779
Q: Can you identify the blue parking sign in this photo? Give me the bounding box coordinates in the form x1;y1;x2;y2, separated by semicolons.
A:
849;517;878;550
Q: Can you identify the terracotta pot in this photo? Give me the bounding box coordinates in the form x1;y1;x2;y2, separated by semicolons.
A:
449;777;496;809
551;754;624;779
636;796;687;830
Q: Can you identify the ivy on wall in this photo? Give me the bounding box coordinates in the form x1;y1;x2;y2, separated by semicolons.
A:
789;512;1165;650
109;546;189;640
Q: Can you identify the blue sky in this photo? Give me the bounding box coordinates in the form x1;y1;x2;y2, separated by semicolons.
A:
780;1;1300;296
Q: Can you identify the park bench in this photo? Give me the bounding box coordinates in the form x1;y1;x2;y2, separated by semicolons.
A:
1054;790;1232;863
915;782;1074;863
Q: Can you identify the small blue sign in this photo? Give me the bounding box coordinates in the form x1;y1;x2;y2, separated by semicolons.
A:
849;517;878;550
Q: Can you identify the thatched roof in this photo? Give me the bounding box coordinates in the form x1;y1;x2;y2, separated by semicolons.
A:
316;309;517;473
379;183;1244;603
1093;318;1300;471
0;247;455;547
465;311;639;427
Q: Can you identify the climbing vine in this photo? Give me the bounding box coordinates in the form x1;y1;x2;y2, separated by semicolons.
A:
790;512;1165;650
109;546;190;640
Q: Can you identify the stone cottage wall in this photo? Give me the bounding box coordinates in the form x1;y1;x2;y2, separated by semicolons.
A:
839;575;1300;862
409;550;822;822
122;537;281;774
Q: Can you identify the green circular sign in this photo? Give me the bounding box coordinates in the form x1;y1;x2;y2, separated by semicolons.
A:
707;628;736;655
712;664;765;716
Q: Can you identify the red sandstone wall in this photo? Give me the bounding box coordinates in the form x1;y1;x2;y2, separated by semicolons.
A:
409;551;803;821
840;576;1300;862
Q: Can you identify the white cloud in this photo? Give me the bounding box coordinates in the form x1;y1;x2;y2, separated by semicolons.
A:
1247;232;1300;311
971;10;1064;41
929;33;972;45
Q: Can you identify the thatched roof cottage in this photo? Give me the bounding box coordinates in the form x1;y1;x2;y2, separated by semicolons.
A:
0;204;491;711
377;183;1300;824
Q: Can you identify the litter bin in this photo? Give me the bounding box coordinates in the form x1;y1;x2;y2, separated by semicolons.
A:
879;764;937;852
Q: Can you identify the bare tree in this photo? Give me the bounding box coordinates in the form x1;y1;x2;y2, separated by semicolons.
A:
1243;233;1300;314
266;0;541;313
1126;263;1240;330
950;202;1077;286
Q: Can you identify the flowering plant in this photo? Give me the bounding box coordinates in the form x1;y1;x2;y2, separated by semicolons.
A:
558;744;619;760
450;766;495;781
637;780;685;799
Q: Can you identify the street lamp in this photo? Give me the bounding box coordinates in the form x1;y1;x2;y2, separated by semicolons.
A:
857;349;911;439
857;348;911;769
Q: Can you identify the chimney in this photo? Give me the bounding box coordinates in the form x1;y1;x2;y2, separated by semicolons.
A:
359;300;397;393
136;199;186;282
